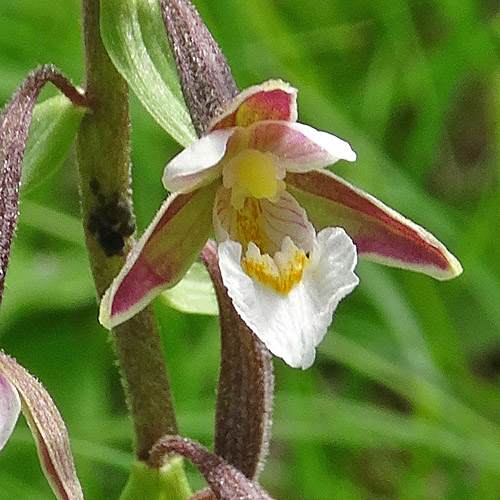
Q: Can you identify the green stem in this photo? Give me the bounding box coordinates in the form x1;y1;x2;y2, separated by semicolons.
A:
77;0;177;460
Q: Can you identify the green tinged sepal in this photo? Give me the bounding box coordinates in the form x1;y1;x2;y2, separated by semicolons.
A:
100;0;196;146
22;94;86;193
119;458;192;500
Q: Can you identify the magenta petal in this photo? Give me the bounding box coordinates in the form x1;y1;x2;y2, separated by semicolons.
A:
100;185;217;329
0;370;20;451
247;121;356;171
287;170;462;280
208;80;297;131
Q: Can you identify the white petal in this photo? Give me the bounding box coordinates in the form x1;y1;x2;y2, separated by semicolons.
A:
218;228;359;369
162;129;236;193
0;371;21;451
260;191;315;254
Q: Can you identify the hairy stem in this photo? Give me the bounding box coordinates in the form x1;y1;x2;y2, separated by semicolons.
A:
0;65;87;304
78;0;177;460
201;241;274;479
158;0;239;135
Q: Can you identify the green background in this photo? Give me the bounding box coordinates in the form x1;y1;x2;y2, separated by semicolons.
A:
1;0;499;498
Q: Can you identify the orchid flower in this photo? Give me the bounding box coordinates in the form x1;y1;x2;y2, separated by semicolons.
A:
99;80;462;369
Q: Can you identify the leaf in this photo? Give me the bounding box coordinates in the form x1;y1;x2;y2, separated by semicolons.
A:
273;393;500;475
160;262;218;316
100;0;196;146
22;94;86;193
0;352;84;500
0;64;87;304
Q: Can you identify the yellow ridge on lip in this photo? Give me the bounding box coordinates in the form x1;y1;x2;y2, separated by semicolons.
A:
242;243;308;294
236;198;266;251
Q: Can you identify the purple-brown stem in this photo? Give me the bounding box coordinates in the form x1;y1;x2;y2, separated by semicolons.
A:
0;65;87;304
159;0;275;480
158;0;239;135
150;436;274;500
201;241;274;479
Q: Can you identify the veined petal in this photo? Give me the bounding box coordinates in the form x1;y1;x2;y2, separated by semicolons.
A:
247;121;356;172
287;170;463;280
0;371;20;451
162;128;235;193
100;184;217;329
218;228;358;369
213;187;315;255
208;80;297;131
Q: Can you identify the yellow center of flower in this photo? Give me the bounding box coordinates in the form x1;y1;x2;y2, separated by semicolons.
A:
222;150;306;294
227;150;286;210
241;239;308;294
235;150;279;199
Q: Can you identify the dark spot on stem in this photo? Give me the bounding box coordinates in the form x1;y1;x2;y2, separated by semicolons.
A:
87;181;136;257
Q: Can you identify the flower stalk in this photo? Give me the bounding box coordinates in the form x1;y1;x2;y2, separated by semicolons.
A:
78;0;177;460
0;65;87;305
201;241;274;479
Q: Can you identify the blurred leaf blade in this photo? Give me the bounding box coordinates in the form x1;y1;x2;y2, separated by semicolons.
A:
160;262;218;316
100;0;196;146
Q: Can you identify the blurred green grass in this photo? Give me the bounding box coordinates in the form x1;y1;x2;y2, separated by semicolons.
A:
1;0;499;498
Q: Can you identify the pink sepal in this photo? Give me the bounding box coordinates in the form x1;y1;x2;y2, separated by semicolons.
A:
208;80;297;131
0;352;84;500
287;170;462;280
100;185;217;329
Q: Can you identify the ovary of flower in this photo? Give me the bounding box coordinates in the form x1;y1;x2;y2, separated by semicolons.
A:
242;238;308;294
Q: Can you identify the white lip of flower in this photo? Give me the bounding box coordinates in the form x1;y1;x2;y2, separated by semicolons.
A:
218;227;359;369
213;147;359;368
242;239;308;295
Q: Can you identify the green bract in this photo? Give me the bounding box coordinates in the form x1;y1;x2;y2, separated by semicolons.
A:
100;0;196;146
119;458;191;500
22;94;86;193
